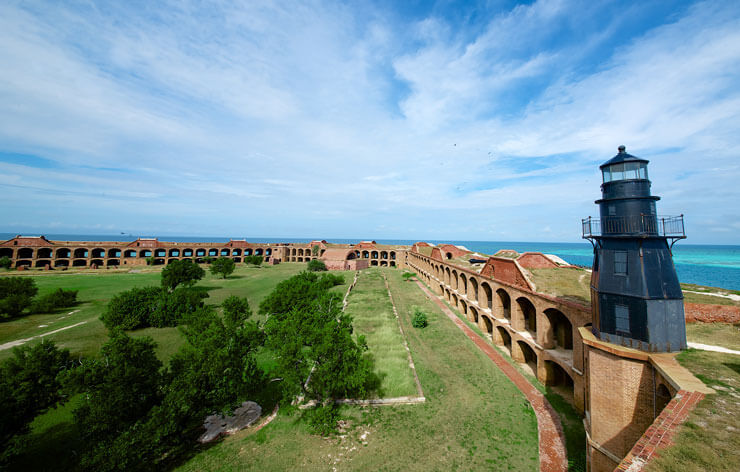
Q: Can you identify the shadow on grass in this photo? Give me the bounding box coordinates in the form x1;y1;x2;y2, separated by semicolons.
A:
544;388;586;472
724;362;740;376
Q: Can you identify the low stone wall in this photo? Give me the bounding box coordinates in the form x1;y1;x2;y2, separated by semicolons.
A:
684;302;740;323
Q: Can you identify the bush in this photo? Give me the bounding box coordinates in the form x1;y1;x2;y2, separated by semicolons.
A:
101;286;207;330
244;255;263;266
30;288;78;314
305;403;340;436
411;308;428;328
209;257;235;279
307;259;327;272
160;259;205;291
0;256;11;270
0;277;38;319
402;272;415;282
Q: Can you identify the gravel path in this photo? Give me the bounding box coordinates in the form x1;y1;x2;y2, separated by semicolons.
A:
687;342;740;355
415;279;568;472
0;321;88;351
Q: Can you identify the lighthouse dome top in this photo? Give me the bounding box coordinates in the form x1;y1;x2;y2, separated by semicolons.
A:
600;145;649;183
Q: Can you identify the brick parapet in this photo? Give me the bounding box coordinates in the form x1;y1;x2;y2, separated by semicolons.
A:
614;390;705;472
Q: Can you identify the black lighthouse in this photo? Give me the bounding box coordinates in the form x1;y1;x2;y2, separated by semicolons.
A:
583;146;686;352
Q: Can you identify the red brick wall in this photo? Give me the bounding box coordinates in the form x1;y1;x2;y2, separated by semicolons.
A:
517;252;558;269
480;257;529;289
684;302;740;323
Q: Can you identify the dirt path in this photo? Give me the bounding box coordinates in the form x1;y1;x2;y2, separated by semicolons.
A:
687;342;740;355
0;321;88;351
414;279;568;472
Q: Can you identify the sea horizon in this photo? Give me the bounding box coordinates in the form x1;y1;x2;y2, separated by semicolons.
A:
2;233;739;291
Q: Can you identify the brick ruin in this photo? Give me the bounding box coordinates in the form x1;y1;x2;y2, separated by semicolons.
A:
0;234;712;471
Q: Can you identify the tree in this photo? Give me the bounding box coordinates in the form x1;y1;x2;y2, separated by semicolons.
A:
307;259;327;272
30;288;78;314
1;340;71;464
311;245;320;256
160;259;205;291
402;272;415;282
100;286;207;330
210;257;235;279
0;277;38;320
0;256;11;270
244;255;263;266
261;272;373;408
222;295;251;328
65;332;163;467
145;256;155;266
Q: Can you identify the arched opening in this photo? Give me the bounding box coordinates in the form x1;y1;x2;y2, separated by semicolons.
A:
298;249;304;256
16;260;32;268
516;341;538;376
35;260;51;268
470;306;479;324
496;289;511;320
155;249;166;258
107;248;120;258
516;297;537;335
390;251;396;260
371;260;378;266
91;248;105;258
196;249;206;257
74;248;88;258
220;249;230;256
153;258;165;265
37;248;52;259
169;249;180;257
469;277;479;302
481;282;492;310
362;251;369;259
266;248;272;256
445;267;451;285
18;248;34;258
0;248;13;258
544;360;574;404
56;248;71;259
371;251;379;259
381;251;388;259
182;258;192;263
451;293;458;308
297;257;303;262
380;260;388;266
656;383;672;414
460;300;468;316
167;259;178;264
544;308;573;350
481;315;493;336
107;259;120;266
354;250;361;258
139;250;151;258
390;261;396;267
208;249;218;257
497;327;512;355
124;250;136;258
255;249;263;256
452;270;458;290
460;273;468;296
233;257;241;263
183;249;193;257
90;259;104;268
445;252;452;260
232;249;241;256
54;260;69;267
72;259;87;267
245;249;253;256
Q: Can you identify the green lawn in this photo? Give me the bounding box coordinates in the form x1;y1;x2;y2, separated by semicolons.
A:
177;268;539;471
686;322;740;351
645;349;740;472
345;269;417;398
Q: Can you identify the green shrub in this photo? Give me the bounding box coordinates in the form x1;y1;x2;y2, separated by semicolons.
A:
307;259;327;272
0;256;11;270
160;259;205;290
411;308;428;328
244;255;263;266
402;272;415;282
101;286;207;330
30;288;78;314
0;277;38;319
209;257;235;279
305;404;340;436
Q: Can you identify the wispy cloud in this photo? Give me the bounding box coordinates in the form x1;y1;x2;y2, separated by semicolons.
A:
0;0;739;242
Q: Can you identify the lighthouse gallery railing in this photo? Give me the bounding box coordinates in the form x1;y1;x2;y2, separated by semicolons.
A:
581;215;685;238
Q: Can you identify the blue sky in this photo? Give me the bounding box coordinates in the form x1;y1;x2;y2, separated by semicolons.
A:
1;0;739;244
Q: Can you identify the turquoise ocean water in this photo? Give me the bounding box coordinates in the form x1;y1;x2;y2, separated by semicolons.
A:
2;234;739;291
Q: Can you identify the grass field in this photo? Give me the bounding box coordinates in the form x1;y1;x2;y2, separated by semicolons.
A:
345;269;418;398
645;349;740;472
177;268;539;471
686;322;740;351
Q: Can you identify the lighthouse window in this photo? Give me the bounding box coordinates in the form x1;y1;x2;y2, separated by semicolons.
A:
615;305;630;335
614;251;628;275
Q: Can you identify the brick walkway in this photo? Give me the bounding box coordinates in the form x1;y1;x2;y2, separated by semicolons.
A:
415;279;568;472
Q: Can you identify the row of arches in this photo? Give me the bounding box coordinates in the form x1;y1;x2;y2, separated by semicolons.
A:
2;246;274;268
355;250;397;260
407;252;579;403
